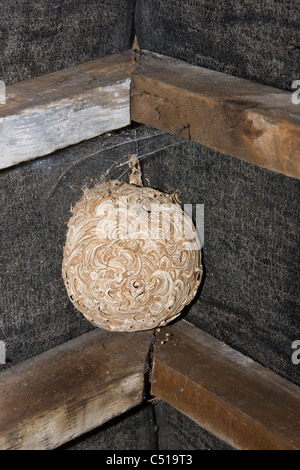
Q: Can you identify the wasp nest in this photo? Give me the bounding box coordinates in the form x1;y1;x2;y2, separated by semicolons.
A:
62;180;202;332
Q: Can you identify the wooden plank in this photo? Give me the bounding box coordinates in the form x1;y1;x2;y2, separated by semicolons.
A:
0;328;154;450
151;320;300;450
0;51;133;169
131;51;300;180
2;48;299;178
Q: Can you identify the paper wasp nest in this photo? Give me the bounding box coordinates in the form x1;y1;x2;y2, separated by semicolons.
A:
62;180;202;332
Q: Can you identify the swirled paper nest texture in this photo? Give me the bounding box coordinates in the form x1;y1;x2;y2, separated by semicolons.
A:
62;180;202;332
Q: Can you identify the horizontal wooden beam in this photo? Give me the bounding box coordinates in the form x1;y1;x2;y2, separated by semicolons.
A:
1;318;299;450
0;51;133;169
1;49;299;179
131;51;300;179
0;328;154;450
151;320;300;450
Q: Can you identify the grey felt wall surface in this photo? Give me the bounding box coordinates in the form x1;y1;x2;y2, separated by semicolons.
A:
1;127;299;449
0;0;136;84
135;0;300;90
1;124;299;383
153;402;234;450
1;0;299;450
140;133;300;387
0;126;166;367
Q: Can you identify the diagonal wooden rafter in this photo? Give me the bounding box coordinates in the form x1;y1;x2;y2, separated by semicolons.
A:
151;321;300;451
0;328;154;450
131;51;300;180
0;50;299;179
0;51;133;169
0;319;299;450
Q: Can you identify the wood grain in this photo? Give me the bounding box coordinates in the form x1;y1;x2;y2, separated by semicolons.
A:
2;49;299;178
131;51;300;179
0;51;133;169
151;320;300;450
0;328;154;450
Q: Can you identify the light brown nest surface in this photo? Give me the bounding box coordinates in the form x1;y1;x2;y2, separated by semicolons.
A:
62;180;202;331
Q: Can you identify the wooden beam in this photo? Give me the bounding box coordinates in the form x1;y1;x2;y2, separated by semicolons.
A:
0;51;133;169
0;328;154;450
1;318;299;450
2;49;299;179
151;320;300;450
131;51;300;180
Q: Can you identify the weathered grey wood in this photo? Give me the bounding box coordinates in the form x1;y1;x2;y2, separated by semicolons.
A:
2;49;299;178
0;51;133;169
151;320;300;450
0;328;154;450
131;51;300;180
